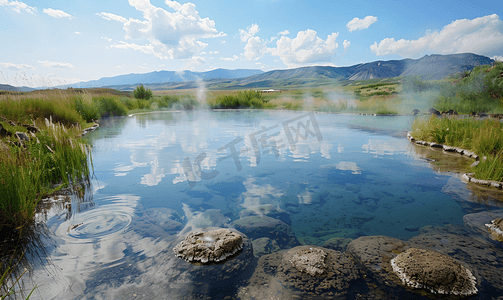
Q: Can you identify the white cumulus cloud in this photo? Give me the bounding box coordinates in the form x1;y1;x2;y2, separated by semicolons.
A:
43;8;71;19
96;12;128;23
0;62;35;70
492;55;503;61
220;55;239;61
0;0;36;14
278;30;290;36
269;30;339;67
37;60;74;68
370;14;503;58
239;23;260;42
244;36;269;60
347;16;378;32
97;0;224;60
343;40;350;51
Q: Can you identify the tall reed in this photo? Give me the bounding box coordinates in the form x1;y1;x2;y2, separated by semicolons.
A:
0;118;91;230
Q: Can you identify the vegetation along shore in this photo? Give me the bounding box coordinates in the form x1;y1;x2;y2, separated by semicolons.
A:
0;60;502;297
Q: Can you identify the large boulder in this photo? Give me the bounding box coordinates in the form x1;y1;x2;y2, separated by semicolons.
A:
391;248;477;296
239;245;361;299
173;228;244;264
408;225;503;298
162;227;254;298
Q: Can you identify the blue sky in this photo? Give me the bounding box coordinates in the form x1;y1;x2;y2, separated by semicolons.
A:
1;0;502;87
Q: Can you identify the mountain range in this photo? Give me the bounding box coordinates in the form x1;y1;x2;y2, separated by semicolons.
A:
60;68;264;89
84;53;493;91
0;53;495;92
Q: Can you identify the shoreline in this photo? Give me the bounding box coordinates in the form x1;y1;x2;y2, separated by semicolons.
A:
407;132;503;189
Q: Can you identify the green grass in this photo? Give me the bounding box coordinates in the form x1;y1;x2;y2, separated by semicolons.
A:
0;119;91;230
209;90;267;109
412;115;503;181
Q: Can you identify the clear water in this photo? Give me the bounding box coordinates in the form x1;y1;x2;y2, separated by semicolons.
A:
24;111;503;299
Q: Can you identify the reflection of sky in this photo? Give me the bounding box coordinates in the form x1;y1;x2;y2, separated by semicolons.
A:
27;112;503;298
362;138;407;156
240;177;285;209
91;111;335;188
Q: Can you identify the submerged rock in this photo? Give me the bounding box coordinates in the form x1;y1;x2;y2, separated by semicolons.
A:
240;245;361;299
252;237;280;257
288;247;327;276
232;215;299;248
391;248;478;296
173;228;244;264
322;237;353;252
238;204;291;225
408;226;503;298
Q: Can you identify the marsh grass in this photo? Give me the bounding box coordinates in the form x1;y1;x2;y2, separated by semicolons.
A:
412;115;503;181
0;118;91;230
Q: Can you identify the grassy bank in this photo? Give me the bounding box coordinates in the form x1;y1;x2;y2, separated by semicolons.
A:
0;88;137;297
412;115;503;182
0;89;133;233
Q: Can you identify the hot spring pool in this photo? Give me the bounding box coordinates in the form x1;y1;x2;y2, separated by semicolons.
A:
25;110;503;299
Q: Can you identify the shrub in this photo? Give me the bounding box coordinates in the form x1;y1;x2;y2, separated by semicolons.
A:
133;84;153;100
120;97;139;110
95;97;129;117
212;90;266;109
160;95;181;108
75;94;100;122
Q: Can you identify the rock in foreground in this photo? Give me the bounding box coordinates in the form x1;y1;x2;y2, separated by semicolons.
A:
391;248;478;296
173;228;243;264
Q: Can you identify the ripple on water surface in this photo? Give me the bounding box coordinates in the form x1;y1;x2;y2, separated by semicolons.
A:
60;194;139;242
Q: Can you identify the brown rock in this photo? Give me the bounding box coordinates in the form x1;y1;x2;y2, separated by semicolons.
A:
391;248;477;296
173;228;244;264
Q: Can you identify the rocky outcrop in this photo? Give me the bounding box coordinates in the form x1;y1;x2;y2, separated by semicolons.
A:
391;248;477;296
173;228;244;264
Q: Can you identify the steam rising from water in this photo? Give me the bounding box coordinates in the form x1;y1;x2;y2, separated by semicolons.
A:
196;78;207;107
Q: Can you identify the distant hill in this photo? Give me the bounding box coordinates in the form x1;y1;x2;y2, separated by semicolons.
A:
0;84;34;92
58;68;264;89
47;53;495;91
239;53;493;84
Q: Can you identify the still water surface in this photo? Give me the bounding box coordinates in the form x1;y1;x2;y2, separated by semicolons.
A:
26;111;503;299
